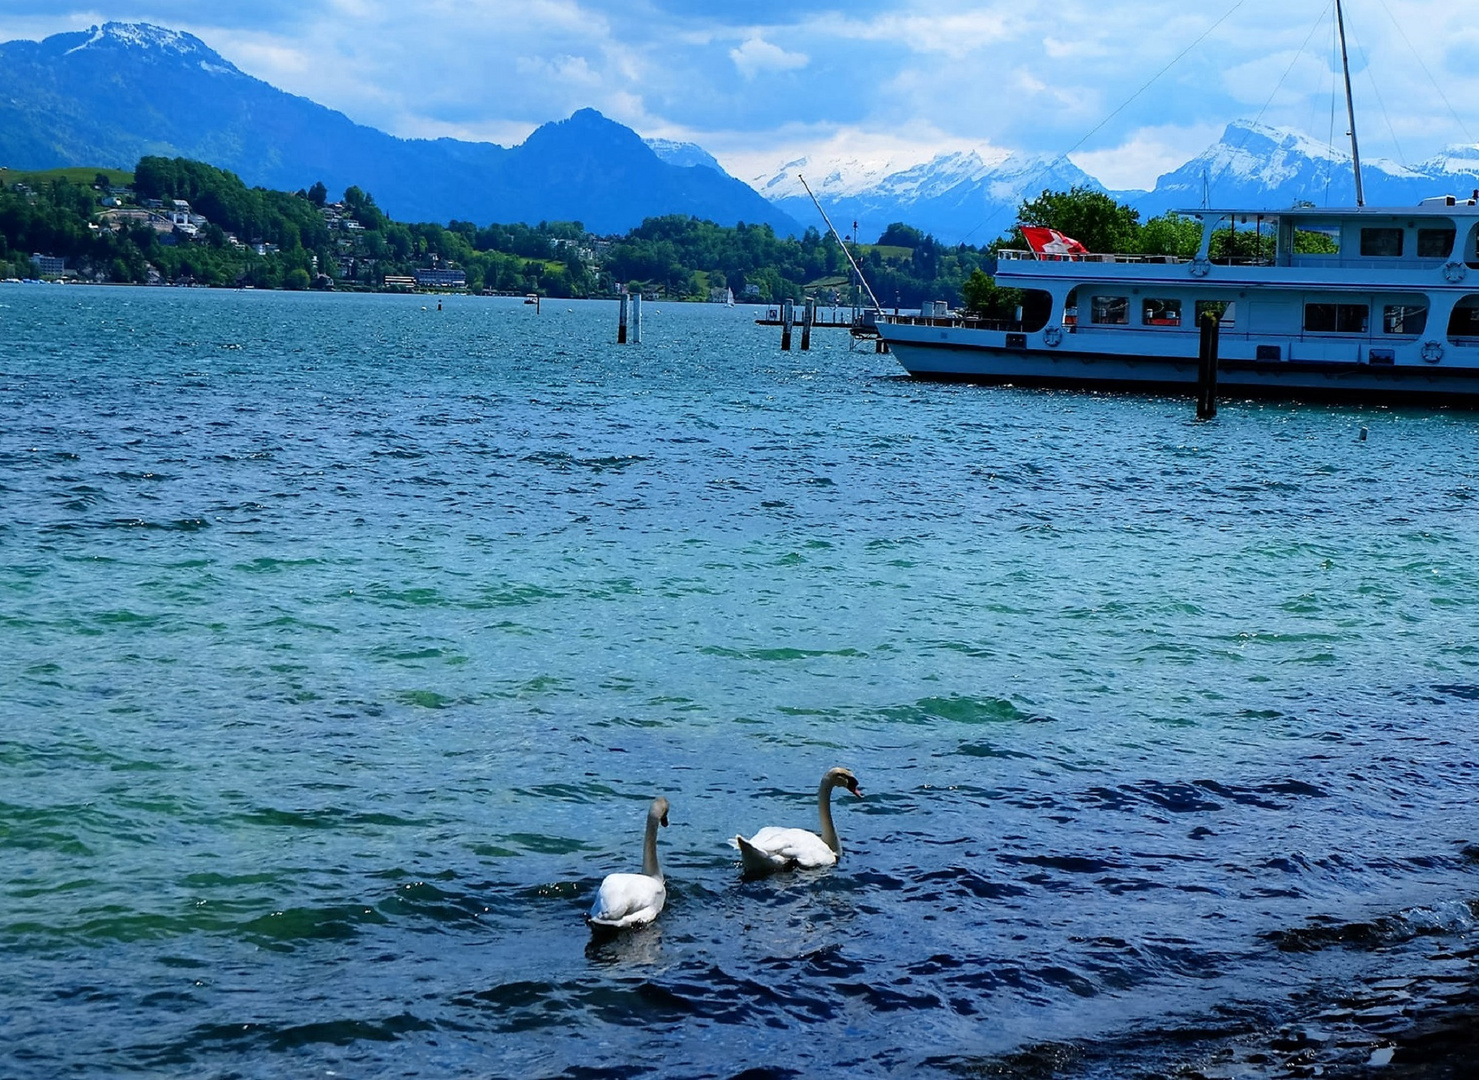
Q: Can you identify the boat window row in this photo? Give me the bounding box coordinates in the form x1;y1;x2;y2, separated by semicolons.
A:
1278;219;1479;268
1088;296;1233;328
1074;292;1479;340
1358;227;1455;259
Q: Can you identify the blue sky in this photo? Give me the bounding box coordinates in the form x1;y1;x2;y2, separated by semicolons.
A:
2;1;1476;190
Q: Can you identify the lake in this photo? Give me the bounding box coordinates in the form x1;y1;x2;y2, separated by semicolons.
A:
2;285;1478;1078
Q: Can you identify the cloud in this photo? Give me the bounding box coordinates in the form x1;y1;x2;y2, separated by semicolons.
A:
2;0;1477;184
728;37;808;80
1070;124;1224;191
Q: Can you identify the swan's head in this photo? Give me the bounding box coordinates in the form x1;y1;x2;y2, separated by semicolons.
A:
650;796;670;827
826;767;862;798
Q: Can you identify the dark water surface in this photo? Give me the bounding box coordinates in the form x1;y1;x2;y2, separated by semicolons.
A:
2;286;1478;1078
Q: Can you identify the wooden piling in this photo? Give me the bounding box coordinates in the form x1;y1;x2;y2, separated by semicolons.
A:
781;299;794;350
801;299;814;350
632;292;643;344
1197;312;1220;419
618;292;629;344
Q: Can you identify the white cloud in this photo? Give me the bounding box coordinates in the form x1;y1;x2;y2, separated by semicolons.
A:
3;0;1479;184
1070;124;1224;191
728;37;808;80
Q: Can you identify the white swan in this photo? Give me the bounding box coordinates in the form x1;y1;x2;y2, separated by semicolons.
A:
588;796;669;931
733;767;862;874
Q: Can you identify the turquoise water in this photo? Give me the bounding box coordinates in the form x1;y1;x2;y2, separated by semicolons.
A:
3;285;1479;1077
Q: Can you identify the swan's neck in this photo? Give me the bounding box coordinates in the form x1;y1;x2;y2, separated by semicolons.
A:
642;810;663;880
817;778;840;854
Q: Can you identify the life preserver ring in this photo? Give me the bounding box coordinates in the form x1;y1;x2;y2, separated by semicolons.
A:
1042;326;1063;347
1421;339;1444;363
1443;261;1467;283
1189;257;1211;278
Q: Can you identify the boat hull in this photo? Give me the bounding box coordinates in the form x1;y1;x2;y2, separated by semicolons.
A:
879;324;1479;406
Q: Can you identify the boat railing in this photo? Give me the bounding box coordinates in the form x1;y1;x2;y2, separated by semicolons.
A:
886;314;1024;331
997;248;1187;265
996;250;1290;267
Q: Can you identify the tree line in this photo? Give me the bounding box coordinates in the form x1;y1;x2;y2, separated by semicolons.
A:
3;157;1276;309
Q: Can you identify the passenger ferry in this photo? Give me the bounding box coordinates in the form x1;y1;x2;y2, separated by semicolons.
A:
874;0;1479;405
877;195;1479;404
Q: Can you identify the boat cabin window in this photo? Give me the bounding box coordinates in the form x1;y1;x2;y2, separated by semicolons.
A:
1448;296;1479;342
1142;298;1181;326
1090;296;1129;325
1194;299;1236;328
1305;302;1369;333
1359;228;1404;257
1417;228;1455;259
1293;226;1340;255
1382;304;1428;335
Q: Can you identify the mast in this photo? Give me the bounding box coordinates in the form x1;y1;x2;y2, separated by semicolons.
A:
1335;0;1365;206
797;174;883;313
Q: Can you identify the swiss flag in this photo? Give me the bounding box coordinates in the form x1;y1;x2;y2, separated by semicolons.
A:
1020;226;1090;259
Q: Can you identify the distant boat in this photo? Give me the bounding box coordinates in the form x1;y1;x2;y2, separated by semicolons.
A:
726;287;735;307
523;293;538;304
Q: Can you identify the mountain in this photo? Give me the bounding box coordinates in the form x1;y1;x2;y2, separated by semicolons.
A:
1129;120;1479;216
757;121;1479;245
757;150;1105;245
0;23;798;235
645;139;726;174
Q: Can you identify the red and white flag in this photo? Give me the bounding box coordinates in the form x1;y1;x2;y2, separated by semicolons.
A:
1020;226;1090;258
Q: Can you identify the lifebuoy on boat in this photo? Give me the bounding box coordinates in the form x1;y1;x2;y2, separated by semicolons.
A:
1189;257;1211;278
1442;260;1467;283
1421;339;1444;363
1042;326;1063;347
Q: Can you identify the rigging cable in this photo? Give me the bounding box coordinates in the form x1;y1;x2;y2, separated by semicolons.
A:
1345;13;1405;165
1372;0;1473;146
957;0;1248;248
1060;0;1247;160
1208;1;1332;201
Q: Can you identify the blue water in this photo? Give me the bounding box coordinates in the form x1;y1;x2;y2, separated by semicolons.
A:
3;285;1479;1078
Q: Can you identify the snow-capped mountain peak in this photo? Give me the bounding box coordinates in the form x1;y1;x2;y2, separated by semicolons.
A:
54;22;240;74
645;138;727;175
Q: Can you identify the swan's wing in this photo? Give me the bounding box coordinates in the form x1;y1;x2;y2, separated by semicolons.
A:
741;827;837;869
735;833;789;874
588;872;666;927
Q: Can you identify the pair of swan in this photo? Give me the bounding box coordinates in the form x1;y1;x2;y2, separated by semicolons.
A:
587;767;862;932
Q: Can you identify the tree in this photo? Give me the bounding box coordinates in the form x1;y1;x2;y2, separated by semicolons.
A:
1016;186;1140;255
959;268;1020;319
1138;212;1202;258
877;222;925;248
285;267;311;290
307;181;328;207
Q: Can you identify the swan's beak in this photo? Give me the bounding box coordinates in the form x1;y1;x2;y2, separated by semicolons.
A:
660;812;670;827
850;784;863;798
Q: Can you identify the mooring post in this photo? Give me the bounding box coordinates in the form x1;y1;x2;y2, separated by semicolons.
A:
801;298;814;350
618;292;629;344
632;292;643;344
781;299;794;350
1197;311;1220;419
